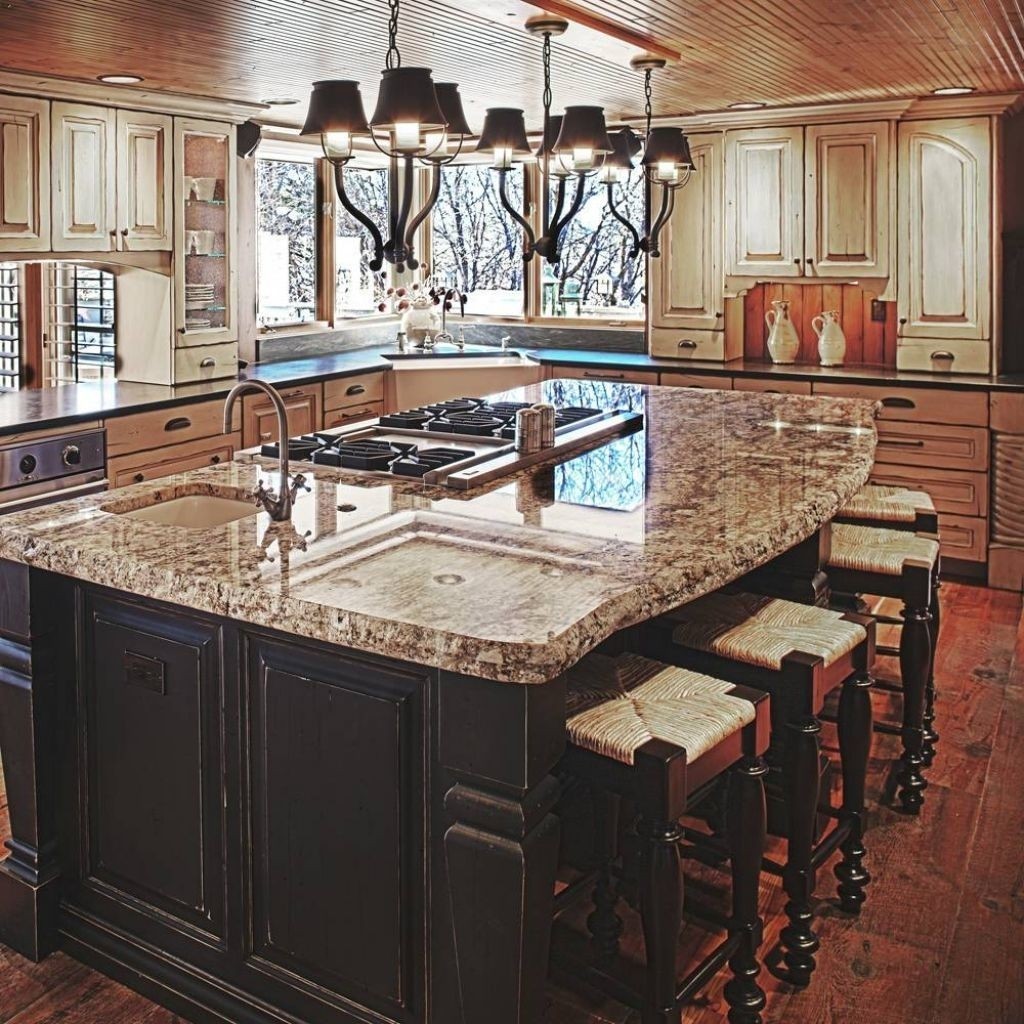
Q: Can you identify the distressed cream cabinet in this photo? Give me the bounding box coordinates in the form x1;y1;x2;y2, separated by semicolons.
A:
725;121;893;282
896;117;993;373
52;102;173;253
0;94;50;252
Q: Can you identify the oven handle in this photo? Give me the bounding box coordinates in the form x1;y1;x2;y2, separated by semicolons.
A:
0;477;109;515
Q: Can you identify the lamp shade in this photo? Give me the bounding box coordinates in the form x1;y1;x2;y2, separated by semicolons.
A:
552;106;614;155
370;67;447;134
641;127;696;170
301;79;370;136
434;82;472;138
607;127;642;169
476;108;532;159
535;114;563;159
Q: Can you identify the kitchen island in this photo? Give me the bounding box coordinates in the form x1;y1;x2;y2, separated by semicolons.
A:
0;381;876;1024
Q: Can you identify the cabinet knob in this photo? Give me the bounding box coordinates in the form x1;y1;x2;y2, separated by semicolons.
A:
899;318;908;325
210;454;222;464
121;228;129;236
715;311;723;319
133;472;145;484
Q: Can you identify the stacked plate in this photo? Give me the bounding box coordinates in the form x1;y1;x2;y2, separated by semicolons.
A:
186;283;215;311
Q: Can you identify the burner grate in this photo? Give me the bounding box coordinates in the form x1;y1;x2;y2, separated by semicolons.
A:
391;447;475;477
313;439;415;470
378;408;437;429
427;411;507;436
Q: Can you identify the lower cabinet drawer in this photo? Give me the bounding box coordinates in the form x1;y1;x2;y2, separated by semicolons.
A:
323;401;384;430
106;398;240;458
812;381;989;426
108;433;242;488
937;513;988;563
867;463;989;517
659;372;732;390
551;366;658;384
874;419;990;471
732;377;812;395
649;327;728;361
174;342;239;384
896;339;991;376
324;372;386;411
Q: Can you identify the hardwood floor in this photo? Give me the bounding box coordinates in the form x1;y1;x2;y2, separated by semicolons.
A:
0;581;1021;1024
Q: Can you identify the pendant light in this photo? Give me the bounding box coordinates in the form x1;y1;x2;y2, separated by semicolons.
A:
478;15;614;265
301;0;472;271
604;55;696;259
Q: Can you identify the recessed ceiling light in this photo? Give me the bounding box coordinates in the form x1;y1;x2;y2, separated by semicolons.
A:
728;101;766;110
261;97;300;106
97;74;143;85
932;86;975;95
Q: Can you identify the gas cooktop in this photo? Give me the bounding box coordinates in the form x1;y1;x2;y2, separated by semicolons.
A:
255;396;643;489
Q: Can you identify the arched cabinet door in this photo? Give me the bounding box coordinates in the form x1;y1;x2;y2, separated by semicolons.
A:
897;117;992;343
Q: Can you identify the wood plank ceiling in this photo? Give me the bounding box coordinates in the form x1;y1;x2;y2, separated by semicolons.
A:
0;0;1021;129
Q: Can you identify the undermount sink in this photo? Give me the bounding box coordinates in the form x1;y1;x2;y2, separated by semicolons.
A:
119;494;258;529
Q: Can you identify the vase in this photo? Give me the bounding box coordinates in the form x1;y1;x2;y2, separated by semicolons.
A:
812;309;847;367
764;300;800;364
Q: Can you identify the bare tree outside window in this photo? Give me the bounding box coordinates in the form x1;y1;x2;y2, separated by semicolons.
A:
430;166;525;317
256;159;316;326
336;168;390;317
544;174;646;320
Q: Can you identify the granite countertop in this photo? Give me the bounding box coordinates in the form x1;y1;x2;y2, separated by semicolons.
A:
526;348;1024;391
0;381;877;683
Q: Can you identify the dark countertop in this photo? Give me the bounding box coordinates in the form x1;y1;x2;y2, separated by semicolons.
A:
526;349;1024;392
0;345;411;438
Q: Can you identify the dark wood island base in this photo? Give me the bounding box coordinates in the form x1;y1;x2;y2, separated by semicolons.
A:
0;561;567;1024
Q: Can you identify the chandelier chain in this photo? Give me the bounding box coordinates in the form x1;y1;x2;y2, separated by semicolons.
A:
644;69;653;138
386;0;401;69
542;32;552;114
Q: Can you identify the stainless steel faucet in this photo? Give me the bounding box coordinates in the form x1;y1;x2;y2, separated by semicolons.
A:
222;380;307;522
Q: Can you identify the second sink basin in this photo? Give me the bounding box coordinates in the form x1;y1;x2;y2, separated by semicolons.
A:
120;494;257;529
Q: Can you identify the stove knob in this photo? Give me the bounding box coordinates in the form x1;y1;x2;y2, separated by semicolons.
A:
62;444;82;467
18;454;36;476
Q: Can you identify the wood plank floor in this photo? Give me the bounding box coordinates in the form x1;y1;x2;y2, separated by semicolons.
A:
0;581;1021;1024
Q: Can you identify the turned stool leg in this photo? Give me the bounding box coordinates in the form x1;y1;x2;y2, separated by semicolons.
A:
897;603;932;814
923;577;941;767
586;790;622;964
834;672;873;913
724;757;768;1024
780;717;821;987
639;815;683;1024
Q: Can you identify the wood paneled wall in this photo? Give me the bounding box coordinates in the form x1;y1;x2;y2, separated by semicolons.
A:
743;282;898;366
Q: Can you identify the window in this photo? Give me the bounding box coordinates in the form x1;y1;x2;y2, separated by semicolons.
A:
542;173;645;320
257;158;317;326
0;263;21;390
430;166;525;317
44;264;116;385
335;167;389;318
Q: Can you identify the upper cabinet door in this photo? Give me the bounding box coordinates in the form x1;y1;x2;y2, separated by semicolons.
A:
725;126;804;278
52;102;116;252
651;133;724;332
805;120;893;279
897;117;992;341
117;110;173;251
0;95;50;252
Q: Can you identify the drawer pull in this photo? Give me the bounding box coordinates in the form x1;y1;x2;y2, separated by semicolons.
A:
345;383;366;396
677;339;698;350
199;358;216;368
930;350;955;361
881;438;926;448
133;472;145;483
164;416;192;432
583;371;624;379
332;406;375;423
881;396;916;409
260;432;272;441
210;454;222;464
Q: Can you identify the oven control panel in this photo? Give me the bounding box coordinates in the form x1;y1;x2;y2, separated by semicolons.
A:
0;429;106;491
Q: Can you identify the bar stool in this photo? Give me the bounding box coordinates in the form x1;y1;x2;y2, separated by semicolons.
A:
825;524;939;815
557;652;771;1024
834;485;943;767
639;591;875;988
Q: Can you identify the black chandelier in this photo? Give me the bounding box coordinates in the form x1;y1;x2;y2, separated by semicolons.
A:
300;0;471;272
602;55;696;259
476;15;614;265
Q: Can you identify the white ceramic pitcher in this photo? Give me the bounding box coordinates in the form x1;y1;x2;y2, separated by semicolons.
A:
812;309;847;367
764;299;800;364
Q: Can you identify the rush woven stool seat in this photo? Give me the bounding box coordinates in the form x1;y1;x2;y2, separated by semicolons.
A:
557;652;771;1024
638;590;875;989
827;523;940;814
